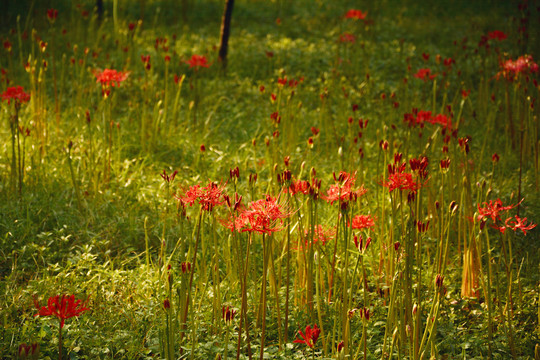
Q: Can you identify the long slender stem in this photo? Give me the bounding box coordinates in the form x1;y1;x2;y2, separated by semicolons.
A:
259;234;268;360
58;322;63;360
180;209;203;345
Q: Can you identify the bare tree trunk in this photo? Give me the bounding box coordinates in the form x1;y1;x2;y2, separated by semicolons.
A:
96;0;104;21
218;0;235;71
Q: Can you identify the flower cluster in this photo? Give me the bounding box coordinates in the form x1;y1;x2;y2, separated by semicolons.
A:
344;9;367;20
496;55;538;81
350;214;376;230
94;69;129;88
294;324;321;348
303;224;336;247
382;153;423;196
34;294;89;328
477;198;519;222
497;216;536;235
403;109;452;130
224;195;291;234
186;54;210;69
222;305;237;324
1;86;31;105
414;68;436;81
323;171;367;205
175;181;226;211
18;343;39;360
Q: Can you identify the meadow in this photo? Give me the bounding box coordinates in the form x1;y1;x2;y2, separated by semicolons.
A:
0;0;539;359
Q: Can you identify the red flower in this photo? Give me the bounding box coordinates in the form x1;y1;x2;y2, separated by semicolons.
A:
175;181;226;211
186;54;210;69
504;215;536;235
34;295;89;328
383;172;420;194
3;40;12;52
163;298;171;309
222;305;237;323
94;69;129;88
403;109;452;130
351;214;375;230
47;9;58;23
289;180;311;195
344;9;367;20
1;86;30;105
488;30;507;41
339;33;356;43
323;171;367;204
477;198;520;222
141;55;151;70
497;55;539;81
224;195;291;234
431;114;452;129
18;343;39;359
294;324;321;348
443;58;455;68
414;68;437;81
304;224;336;247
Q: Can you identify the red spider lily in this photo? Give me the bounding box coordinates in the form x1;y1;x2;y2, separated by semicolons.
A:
350;214;376;230
354;234;372;252
47;9;58;23
303;224;336;247
383;172;420;194
141;55;151;70
477;198;520;222
34;295;89;329
403;109;452;130
222;305;237;323
1;86;30;105
160;169;178;184
414;68;437;81
344;9;367;20
94;69;129;88
443;58;455;68
294;324;321;348
4;40;12;52
181;261;192;273
488;30;507;41
503;216;536;235
185;54;210;69
223;195;291;234
289;180;311;195
339;33;356;43
323;171;367;204
163;298;171;310
496;55;539;81
18;343;39;359
175;181;226;211
415;220;430;233
409;156;429;179
440;158;451;170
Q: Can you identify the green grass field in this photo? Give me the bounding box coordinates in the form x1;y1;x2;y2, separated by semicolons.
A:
1;0;539;359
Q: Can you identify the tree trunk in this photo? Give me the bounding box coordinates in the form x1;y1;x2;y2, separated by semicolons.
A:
218;0;235;71
96;0;104;20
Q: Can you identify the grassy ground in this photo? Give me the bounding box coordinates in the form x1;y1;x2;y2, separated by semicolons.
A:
1;0;539;359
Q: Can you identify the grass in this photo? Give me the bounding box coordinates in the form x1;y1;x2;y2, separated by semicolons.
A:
0;0;539;359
